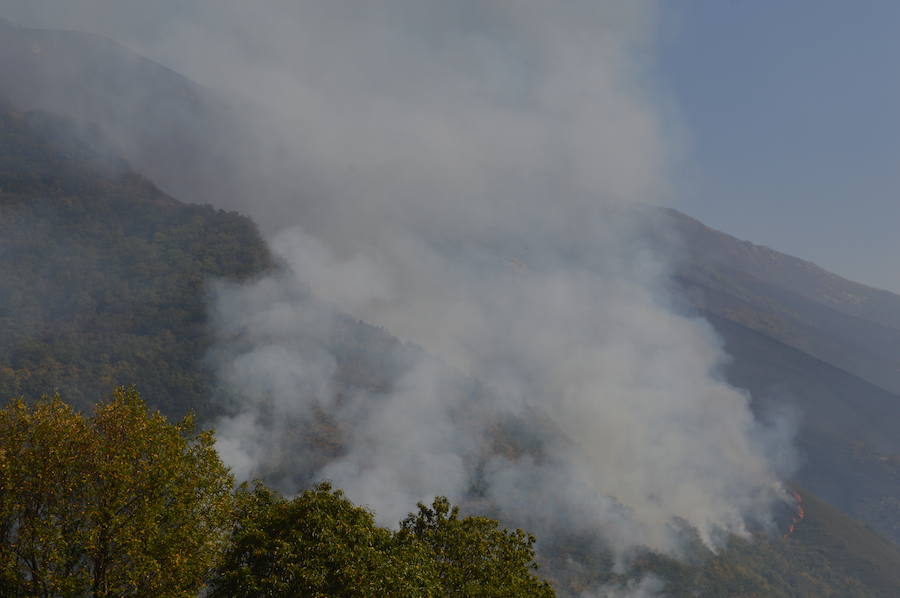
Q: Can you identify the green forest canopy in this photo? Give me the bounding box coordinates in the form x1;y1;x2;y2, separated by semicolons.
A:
0;389;555;598
0;110;272;418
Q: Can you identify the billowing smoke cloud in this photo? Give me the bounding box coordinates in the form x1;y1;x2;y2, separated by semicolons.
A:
3;0;794;591
162;0;787;552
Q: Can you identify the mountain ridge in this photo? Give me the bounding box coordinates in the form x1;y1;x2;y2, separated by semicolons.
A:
665;207;900;334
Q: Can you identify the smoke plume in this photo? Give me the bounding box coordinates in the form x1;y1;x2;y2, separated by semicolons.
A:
3;0;794;591
155;0;788;553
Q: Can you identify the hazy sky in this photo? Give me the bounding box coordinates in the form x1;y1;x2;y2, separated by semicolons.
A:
660;1;900;293
2;0;899;292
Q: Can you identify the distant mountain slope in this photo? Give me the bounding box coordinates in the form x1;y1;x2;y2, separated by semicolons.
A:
782;488;900;596
621;487;900;597
710;315;900;545
669;208;900;331
658;210;900;546
0;19;261;218
693;487;900;597
666;208;900;396
0;108;271;417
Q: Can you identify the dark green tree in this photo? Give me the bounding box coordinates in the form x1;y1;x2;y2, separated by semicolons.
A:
208;481;438;598
399;497;555;598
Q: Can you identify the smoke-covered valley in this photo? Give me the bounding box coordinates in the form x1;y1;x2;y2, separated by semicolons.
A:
0;2;816;595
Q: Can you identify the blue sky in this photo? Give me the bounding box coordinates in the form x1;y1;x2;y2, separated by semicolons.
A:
660;1;900;292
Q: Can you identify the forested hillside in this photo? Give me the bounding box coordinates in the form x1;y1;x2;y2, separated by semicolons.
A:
0;18;281;228
0;109;270;417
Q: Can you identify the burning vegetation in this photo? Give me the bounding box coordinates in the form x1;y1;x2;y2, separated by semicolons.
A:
784;490;806;538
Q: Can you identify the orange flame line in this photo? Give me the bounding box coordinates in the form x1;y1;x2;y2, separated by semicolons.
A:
783;491;804;539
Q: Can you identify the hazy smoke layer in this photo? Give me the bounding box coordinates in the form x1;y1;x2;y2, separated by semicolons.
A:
3;0;792;592
165;0;786;554
598;576;665;598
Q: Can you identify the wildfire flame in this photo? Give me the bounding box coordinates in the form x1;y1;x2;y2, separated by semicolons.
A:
783;490;805;538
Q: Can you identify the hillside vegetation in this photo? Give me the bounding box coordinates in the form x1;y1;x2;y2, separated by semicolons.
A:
0;109;271;417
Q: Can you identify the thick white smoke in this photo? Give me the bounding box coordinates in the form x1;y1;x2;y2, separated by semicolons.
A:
184;0;789;560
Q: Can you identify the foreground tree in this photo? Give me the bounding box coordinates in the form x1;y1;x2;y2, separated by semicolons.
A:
210;483;556;598
0;388;555;596
208;482;438;598
399;497;555;598
0;387;233;597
